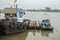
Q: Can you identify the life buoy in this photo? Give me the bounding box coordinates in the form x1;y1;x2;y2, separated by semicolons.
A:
9;22;15;29
17;23;23;29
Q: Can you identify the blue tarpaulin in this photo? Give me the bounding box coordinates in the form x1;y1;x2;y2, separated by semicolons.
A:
17;8;23;18
41;20;50;25
41;21;46;24
17;8;23;13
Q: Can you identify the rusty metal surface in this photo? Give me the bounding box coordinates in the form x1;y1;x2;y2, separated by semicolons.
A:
0;19;26;35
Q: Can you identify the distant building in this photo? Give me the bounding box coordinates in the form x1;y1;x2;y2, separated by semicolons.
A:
45;7;51;11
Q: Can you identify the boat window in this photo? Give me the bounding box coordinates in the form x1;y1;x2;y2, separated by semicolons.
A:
5;13;17;17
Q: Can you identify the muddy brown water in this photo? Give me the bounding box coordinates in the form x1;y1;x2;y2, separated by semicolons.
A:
0;12;60;40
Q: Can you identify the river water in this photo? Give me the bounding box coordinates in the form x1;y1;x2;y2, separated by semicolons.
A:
0;12;60;40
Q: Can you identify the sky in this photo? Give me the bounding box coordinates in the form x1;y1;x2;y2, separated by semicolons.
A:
0;0;60;9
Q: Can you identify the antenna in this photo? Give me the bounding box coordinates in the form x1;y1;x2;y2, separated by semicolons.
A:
14;0;17;8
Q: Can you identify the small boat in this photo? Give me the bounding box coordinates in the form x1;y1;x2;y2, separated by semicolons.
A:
41;19;53;30
29;21;40;29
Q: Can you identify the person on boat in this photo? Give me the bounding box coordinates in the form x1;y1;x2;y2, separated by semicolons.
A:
41;19;51;27
46;19;51;27
41;20;46;27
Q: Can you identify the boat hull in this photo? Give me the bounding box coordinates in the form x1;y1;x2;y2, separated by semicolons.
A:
27;26;41;29
0;19;27;35
41;26;53;30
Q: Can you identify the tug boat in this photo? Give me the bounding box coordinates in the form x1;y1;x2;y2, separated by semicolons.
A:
0;7;27;35
41;19;53;30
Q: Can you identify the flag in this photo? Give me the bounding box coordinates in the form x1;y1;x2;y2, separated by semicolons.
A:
14;0;17;3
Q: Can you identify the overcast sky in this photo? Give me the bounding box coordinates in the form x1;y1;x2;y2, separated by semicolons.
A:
0;0;60;9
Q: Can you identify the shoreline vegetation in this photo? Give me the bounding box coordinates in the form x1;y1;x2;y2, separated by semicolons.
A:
24;9;60;12
24;7;60;12
0;9;60;13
